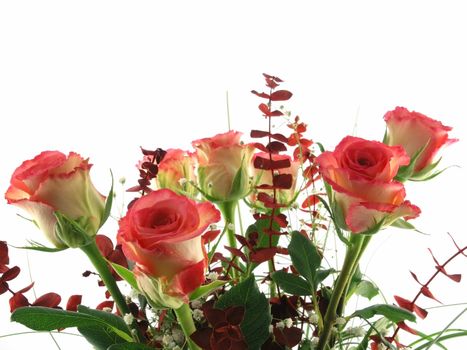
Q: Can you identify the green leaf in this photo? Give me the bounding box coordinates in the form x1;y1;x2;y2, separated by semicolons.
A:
107;344;155;350
109;262;139;291
100;170;114;228
354;280;379;300
299;339;313;350
315;268;336;286
11;306;132;343
77;305;131;340
79;326;127;350
391;218;427;234
271;271;312;296
189;279;227;301
288;231;322;287
216;275;271;350
352;304;416;323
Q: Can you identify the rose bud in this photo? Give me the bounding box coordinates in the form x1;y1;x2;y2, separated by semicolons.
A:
192;131;254;203
5;151;105;248
156;149;198;198
251;152;300;208
117;189;220;308
384;107;458;180
316;136;420;234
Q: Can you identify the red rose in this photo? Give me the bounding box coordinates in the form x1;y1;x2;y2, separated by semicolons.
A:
384;107;458;177
316;136;420;233
192;131;254;202
5;151;105;247
117;189;220;307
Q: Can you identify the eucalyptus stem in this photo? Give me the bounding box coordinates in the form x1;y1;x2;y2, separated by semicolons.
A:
317;234;366;350
80;240;145;343
174;303;202;350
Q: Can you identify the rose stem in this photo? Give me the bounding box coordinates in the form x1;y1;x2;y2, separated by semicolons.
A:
317;234;366;350
218;200;239;279
80;240;145;343
174;303;202;350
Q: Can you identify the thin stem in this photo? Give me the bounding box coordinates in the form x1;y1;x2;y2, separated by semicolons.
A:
317;234;366;350
174;303;202;350
80;241;145;343
218;201;239;279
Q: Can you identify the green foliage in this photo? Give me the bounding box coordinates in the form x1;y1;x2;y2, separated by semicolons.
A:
216;275;271;349
189;279;227;300
13;240;68;253
288;231;322;289
107;344;155;350
354;280;379;300
110;262;139;291
271;271;312;296
352;304;416;323
100;170;114;228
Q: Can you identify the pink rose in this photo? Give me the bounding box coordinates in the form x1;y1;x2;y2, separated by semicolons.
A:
5;151;105;247
251;152;300;207
117;189;220;306
316;136;420;233
156;149;197;198
192;131;254;202
384;107;458;177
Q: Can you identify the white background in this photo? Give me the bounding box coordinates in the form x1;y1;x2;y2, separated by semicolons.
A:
0;1;466;349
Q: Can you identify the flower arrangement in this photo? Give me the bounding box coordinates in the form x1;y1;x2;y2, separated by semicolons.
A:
1;74;465;350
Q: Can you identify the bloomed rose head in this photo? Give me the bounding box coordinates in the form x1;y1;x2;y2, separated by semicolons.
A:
156;149;197;198
192;131;254;202
316;136;420;233
384;107;458;174
117;189;220;302
5;151;105;247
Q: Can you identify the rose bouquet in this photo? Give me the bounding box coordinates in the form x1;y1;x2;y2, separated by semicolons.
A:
1;74;465;350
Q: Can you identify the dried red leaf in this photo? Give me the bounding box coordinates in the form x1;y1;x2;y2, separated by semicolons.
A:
0;241;9;266
10;293;29;312
0;281;8;295
410;271;422;285
1;266;20;282
251;90;270;99
437;265;461;282
96;235;114;258
203;229;221;244
301;195;319;209
420;286;442;303
273;326;302;347
66;295;82;311
397;321;418;335
252;142;268;153
224;246;247;262
267;141;287;153
234;234;250;248
17;282;35;294
191;327;213;349
250;248;279;263
33;292;61;308
270;90;293;101
250;130;270;138
259;103;271;116
96;300;114;311
254;156;291;170
273;174;293;189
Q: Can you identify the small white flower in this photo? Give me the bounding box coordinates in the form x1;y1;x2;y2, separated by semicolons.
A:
291;202;299;209
162;334;174;345
118;177;126;185
209;224;217;230
191;299;203;309
123;313;134;326
207;271;219;281
310;337;319;346
269;324;274;333
276;321;285;329
171;346;181;350
227;223;235;231
308;312;319;324
347;326;366;337
335;317;346;326
249;208;257;214
178;177;187;186
102;307;112;313
284;318;293;328
192;309;204;322
171;328;184;344
128;288;139;300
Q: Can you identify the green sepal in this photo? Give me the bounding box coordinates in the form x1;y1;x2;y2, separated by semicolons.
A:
100;170;114;228
54;212;93;248
13;240;68;253
109;262;139;291
189;279;227;301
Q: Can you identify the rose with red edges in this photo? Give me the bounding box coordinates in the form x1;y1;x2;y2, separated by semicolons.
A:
117;189;220;308
5;151;105;247
316;136;420;233
384;106;458;177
